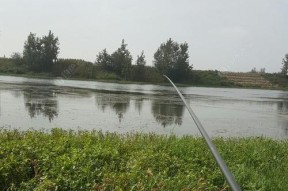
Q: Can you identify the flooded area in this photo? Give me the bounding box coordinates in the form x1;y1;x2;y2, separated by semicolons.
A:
0;75;288;139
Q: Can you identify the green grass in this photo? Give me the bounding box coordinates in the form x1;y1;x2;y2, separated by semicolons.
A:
0;129;287;190
263;73;288;88
189;70;237;87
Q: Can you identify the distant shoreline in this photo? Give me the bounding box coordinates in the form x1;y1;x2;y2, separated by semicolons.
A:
0;72;286;91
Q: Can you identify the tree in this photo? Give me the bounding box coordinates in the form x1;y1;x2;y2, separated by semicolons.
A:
260;68;266;73
136;51;146;66
10;52;23;65
111;39;132;79
281;54;288;76
23;31;59;72
41;30;59;72
251;67;257;73
23;32;42;71
132;51;146;81
174;43;190;81
96;49;112;71
153;38;191;82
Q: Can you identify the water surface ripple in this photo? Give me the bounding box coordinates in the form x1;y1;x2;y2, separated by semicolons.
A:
0;75;287;139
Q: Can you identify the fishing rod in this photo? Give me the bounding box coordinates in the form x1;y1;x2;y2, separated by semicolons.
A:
164;75;241;191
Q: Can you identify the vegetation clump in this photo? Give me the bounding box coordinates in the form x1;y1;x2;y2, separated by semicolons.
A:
0;128;287;190
0;31;229;86
1;31;288;89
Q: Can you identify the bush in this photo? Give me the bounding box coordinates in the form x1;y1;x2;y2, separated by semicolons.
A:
0;129;287;190
263;73;288;88
189;70;235;87
54;59;94;79
0;57;28;74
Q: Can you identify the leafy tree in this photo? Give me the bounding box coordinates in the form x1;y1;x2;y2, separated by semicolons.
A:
96;49;112;71
136;51;146;66
173;43;191;81
111;39;132;79
23;31;59;72
132;51;146;81
23;32;42;71
41;31;59;72
10;52;23;65
10;52;22;60
153;38;191;82
281;54;288;76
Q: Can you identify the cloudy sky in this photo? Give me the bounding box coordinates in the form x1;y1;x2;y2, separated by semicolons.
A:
0;0;287;72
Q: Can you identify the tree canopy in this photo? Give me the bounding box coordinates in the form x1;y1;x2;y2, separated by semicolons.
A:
96;49;112;71
111;39;133;79
281;54;288;76
96;40;133;79
136;51;146;66
153;38;191;82
132;51;146;81
23;31;59;72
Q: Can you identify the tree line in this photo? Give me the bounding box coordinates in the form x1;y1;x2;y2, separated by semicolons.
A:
4;31;193;83
2;30;287;86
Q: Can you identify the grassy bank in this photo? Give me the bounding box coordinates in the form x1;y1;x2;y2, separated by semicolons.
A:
0;129;287;190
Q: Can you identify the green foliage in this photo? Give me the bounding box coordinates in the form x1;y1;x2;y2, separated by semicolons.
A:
131;65;164;83
10;52;24;66
110;40;133;79
95;40;133;80
154;38;192;82
190;70;236;87
263;73;288;88
131;51;146;82
0;129;287;190
93;69;121;81
281;54;288;76
0;57;28;74
54;59;94;79
41;31;60;72
96;49;113;72
136;51;146;66
2;33;288;89
23;32;42;71
23;31;59;73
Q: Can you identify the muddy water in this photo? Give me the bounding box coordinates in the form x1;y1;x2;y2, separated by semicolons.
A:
0;75;287;139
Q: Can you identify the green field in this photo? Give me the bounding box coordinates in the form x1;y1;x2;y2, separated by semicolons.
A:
0;128;287;190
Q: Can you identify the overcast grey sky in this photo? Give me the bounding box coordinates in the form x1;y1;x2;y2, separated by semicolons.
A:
0;0;287;72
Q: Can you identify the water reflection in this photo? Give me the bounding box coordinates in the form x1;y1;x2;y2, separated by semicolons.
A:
23;86;58;122
275;92;288;112
152;100;185;127
134;98;144;115
277;101;288;113
277;100;288;135
1;75;288;139
95;94;130;122
277;92;288;135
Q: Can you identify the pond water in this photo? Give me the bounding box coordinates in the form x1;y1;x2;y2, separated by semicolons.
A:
0;75;288;139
